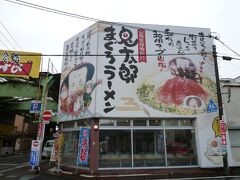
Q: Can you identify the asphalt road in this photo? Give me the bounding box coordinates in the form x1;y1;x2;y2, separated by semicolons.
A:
0;153;30;171
1;153;240;180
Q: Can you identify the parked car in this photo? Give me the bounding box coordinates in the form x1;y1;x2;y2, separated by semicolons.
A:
42;140;54;159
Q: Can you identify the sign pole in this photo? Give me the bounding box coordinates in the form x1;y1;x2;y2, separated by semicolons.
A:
35;61;52;171
212;44;229;175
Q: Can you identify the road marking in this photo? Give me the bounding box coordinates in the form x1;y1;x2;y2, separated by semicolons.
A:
6;175;17;178
19;175;40;180
0;163;18;166
0;159;47;173
0;162;28;173
0;154;28;160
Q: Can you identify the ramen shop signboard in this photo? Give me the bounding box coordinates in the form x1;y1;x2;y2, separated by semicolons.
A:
0;50;41;78
58;22;217;121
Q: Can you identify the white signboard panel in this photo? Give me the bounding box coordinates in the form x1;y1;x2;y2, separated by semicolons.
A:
58;24;99;121
96;23;217;118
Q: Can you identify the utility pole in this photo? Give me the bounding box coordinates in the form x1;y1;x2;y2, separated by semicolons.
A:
212;44;229;175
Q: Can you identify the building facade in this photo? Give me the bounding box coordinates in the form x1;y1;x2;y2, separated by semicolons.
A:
58;22;233;174
221;77;240;167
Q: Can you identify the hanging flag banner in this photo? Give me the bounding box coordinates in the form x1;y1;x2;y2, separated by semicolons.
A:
0;50;41;78
220;120;227;153
49;139;58;163
77;127;90;165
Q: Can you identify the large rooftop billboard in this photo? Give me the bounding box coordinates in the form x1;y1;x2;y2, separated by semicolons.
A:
58;22;216;121
0;50;41;78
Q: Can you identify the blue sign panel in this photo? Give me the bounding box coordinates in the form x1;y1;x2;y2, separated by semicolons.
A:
77;127;90;165
29;150;39;166
207;99;218;113
30;100;41;113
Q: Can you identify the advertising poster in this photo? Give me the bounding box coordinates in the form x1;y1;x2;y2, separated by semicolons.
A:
96;23;217;118
59;22;217;120
58;24;99;121
0;50;41;78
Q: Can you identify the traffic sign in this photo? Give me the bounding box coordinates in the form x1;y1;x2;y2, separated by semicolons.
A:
32;140;39;147
42;110;52;122
30;100;41;113
29;140;40;167
31;140;40;151
207;99;218;113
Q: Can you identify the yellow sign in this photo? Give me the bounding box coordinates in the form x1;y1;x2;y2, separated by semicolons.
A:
0;50;41;78
212;116;221;137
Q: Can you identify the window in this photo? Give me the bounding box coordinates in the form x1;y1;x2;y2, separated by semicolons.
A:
99;130;131;168
133;130;165;167
165;119;178;126
149;120;162;126
117;120;130;126
166;129;197;166
100;120;115;126
45;141;53;147
180;119;193;126
133;120;146;126
63;131;81;167
63;121;74;128
77;120;89;127
99;119;197;168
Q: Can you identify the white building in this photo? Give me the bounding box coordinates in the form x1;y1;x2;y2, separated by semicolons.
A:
221;77;240;166
57;22;236;175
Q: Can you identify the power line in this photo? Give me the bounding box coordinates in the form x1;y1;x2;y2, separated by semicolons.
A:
4;0;215;39
5;51;240;62
0;29;17;50
5;0;99;21
0;20;23;50
4;1;240;63
49;59;58;73
0;38;10;50
217;39;240;58
9;52;213;57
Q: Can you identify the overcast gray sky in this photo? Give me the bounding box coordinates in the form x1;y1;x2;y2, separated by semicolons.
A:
0;0;240;78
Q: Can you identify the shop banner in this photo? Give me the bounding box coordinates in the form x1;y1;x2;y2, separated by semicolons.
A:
77;127;90;165
50;132;64;166
0;50;41;78
49;139;57;163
